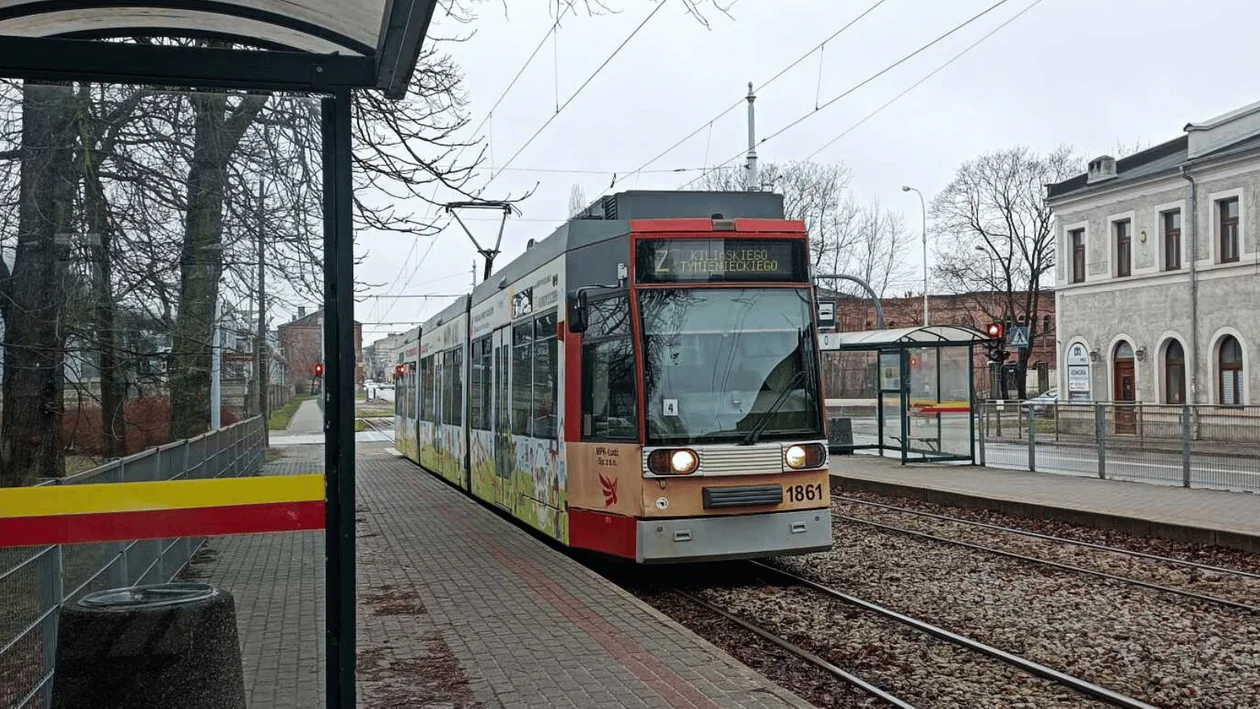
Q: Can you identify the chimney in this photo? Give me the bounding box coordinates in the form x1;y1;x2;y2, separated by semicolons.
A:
297;306;306;318
1086;155;1117;184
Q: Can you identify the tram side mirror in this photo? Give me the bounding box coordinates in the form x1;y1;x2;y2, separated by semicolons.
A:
568;291;589;334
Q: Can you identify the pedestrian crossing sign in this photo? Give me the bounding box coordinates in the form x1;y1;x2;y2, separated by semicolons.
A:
1008;326;1030;349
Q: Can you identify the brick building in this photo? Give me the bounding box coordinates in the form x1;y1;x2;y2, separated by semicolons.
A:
278;307;363;395
824;291;1057;399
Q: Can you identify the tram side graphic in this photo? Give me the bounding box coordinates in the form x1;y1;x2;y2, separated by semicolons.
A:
394;190;834;563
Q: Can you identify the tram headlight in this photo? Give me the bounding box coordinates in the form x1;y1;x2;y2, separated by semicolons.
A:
784;443;827;470
670;449;698;474
647;448;699;475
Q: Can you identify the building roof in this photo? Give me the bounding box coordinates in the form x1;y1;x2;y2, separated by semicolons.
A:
1047;100;1260;202
279;308;362;330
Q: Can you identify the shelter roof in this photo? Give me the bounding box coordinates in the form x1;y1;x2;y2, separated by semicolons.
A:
0;0;438;96
819;325;988;350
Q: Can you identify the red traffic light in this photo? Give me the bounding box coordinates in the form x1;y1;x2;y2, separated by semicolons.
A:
986;322;1004;339
312;362;324;377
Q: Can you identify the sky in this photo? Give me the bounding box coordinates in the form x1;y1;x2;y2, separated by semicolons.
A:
354;0;1260;344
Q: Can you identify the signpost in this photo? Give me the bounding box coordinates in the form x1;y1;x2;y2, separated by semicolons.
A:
1066;342;1091;402
1008;326;1030;349
817;300;836;330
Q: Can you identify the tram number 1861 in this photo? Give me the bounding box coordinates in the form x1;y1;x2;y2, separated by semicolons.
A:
786;483;823;503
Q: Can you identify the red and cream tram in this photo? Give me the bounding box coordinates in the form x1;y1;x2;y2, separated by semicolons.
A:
394;190;832;562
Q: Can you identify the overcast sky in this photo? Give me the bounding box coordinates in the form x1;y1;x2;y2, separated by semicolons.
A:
355;0;1260;342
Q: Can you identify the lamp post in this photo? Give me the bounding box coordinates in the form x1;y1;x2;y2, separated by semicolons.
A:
902;185;928;326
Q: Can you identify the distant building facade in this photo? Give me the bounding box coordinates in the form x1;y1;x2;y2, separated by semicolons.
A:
364;331;409;382
1046;101;1260;406
278;306;363;394
824;291;1056;399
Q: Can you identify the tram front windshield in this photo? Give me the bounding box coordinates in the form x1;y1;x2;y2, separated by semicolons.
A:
638;288;822;445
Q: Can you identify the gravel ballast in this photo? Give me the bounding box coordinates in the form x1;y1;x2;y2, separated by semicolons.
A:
777;508;1260;708
834;496;1260;610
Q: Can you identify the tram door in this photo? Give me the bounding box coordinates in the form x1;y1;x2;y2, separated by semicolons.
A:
491;326;513;510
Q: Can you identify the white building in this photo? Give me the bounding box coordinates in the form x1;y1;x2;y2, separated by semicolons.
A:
1046;101;1260;408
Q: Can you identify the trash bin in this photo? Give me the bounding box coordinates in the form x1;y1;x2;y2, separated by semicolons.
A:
827;416;854;454
52;582;245;709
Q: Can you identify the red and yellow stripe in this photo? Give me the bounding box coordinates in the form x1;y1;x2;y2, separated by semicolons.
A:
0;474;325;547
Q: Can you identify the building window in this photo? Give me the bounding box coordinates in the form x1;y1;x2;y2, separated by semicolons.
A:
1114;219;1131;277
1162;209;1181;271
1070;228;1085;283
1219;197;1240;263
1164;340;1185;405
1219;335;1244;406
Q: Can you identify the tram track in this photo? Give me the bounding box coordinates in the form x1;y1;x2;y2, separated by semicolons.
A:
833;495;1260;613
644;561;1154;708
669;587;916;708
746;561;1156;709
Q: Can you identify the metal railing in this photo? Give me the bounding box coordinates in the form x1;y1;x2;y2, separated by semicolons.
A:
0;416;265;709
979;402;1260;492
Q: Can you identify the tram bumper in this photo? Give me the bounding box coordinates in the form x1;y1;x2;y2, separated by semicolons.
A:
636;508;832;563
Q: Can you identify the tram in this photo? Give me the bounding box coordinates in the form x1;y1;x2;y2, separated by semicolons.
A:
393;190;833;563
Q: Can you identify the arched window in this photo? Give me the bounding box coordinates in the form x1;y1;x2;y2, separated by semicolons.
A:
1219;335;1244;406
1164;340;1185;405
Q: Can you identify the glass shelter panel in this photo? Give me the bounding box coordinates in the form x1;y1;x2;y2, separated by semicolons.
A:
0;84;328;709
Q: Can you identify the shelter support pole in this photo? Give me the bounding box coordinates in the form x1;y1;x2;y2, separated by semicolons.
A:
322;89;356;709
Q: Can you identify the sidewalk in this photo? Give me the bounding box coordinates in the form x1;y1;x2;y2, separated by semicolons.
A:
187;442;809;708
831;453;1260;551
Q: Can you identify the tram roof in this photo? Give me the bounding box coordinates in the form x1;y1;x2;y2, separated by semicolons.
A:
470;190;788;307
819;325;989;350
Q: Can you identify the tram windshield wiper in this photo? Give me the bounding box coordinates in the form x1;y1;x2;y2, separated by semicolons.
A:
741;369;808;446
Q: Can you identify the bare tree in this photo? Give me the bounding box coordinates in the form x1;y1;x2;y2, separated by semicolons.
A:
931;144;1082;398
695;160;907;295
568;183;587;217
0;82;77;487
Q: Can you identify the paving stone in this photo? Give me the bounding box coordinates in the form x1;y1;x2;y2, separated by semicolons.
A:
185;441;811;708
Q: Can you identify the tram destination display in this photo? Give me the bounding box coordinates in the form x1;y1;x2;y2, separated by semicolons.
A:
636;238;806;283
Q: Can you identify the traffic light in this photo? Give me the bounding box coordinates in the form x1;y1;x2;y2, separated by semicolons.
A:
986;322;1004;340
312;362;324;377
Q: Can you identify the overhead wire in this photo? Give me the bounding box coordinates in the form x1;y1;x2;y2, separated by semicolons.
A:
480;0;672;190
677;0;1016;190
804;0;1048;161
370;4;576;323
613;0;892;186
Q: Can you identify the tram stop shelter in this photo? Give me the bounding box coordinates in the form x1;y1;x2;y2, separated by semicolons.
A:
0;4;438;708
820;325;986;464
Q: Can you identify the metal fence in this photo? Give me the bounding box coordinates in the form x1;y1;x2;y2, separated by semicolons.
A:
979;402;1260;493
0;416;266;709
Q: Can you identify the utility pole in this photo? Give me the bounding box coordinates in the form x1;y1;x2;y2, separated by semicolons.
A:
744;82;759;191
210;297;221;430
901;185;928;326
256;180;269;447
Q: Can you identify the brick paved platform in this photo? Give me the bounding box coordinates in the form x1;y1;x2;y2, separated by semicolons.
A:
187;442;810;708
831;453;1260;552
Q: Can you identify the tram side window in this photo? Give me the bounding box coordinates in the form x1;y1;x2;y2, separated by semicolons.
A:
394;369;402;416
442;348;463;426
420;355;436;422
533;311;558;440
512;323;533;436
470;337;491;430
581;295;637;441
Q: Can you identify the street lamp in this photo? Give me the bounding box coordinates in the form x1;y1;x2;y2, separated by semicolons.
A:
902;185;928;326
